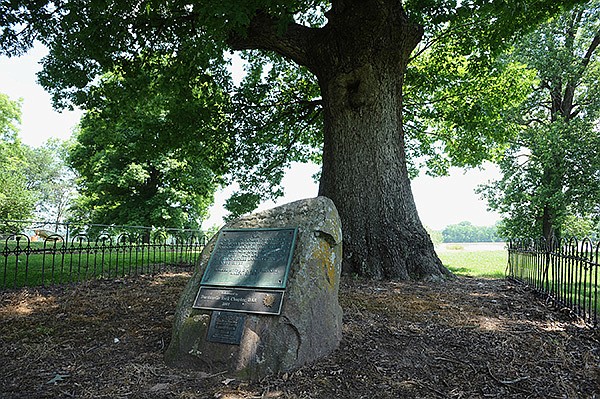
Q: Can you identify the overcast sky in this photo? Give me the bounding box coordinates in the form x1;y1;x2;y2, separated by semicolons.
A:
0;44;501;231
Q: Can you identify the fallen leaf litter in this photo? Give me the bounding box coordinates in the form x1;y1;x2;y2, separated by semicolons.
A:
1;271;598;398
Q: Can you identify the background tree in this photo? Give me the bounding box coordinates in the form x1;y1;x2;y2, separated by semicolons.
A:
425;226;443;246
0;0;581;279
68;59;230;228
561;214;599;238
479;1;600;239
22;138;78;225
0;93;36;220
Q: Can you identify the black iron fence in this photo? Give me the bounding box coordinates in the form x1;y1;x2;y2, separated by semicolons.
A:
1;220;208;290
507;237;599;328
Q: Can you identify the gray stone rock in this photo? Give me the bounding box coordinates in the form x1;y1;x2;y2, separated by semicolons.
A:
164;196;343;379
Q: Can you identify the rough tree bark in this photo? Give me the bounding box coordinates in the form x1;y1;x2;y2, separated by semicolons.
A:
231;0;451;280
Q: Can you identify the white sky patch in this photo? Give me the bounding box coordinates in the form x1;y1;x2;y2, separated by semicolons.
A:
0;42;83;147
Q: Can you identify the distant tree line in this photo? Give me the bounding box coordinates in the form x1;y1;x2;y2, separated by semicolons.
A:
440;221;503;243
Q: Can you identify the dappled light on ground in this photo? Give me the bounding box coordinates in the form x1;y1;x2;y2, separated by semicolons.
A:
148;272;193;286
0;291;57;317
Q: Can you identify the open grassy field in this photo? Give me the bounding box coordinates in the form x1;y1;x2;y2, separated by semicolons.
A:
436;243;507;278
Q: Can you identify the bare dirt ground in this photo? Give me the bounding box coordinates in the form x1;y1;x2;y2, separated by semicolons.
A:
1;270;599;399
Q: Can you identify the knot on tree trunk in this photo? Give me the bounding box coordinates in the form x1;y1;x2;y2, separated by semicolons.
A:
328;64;377;110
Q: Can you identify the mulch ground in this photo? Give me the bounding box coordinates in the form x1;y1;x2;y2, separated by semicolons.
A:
1;271;599;399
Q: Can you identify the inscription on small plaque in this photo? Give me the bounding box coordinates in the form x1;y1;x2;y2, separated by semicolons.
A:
201;228;297;289
206;311;246;345
193;286;285;315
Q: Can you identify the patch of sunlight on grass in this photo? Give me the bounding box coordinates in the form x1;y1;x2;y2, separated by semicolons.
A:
437;250;507;278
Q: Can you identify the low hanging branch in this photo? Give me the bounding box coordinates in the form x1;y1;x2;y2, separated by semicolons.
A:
227;10;317;70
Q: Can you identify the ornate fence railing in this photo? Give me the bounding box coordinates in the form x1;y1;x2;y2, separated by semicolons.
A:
507;237;599;328
1;220;208;290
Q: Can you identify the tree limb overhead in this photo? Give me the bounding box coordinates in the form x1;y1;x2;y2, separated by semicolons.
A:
227;11;318;69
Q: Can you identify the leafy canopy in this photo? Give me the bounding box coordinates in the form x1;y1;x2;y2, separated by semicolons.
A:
0;0;587;220
478;0;600;238
0;93;36;220
68;55;231;227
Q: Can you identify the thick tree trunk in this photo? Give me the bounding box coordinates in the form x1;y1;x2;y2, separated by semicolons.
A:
230;0;452;280
541;205;554;241
304;2;450;280
317;62;449;279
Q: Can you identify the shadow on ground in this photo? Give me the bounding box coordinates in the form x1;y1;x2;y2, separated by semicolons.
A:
1;271;598;398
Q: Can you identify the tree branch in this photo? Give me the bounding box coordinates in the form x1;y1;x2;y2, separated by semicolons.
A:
581;29;600;70
410;19;481;62
516;117;546;127
569;106;581;119
227;11;318;69
234;98;322;112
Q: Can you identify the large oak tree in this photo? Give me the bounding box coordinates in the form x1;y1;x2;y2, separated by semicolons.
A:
0;0;581;279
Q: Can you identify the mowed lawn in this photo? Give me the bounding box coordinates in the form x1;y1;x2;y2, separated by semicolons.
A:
436;243;508;278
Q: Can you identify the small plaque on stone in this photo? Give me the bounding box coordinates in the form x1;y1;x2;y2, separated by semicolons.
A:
193;286;285;315
201;228;297;289
206;311;246;345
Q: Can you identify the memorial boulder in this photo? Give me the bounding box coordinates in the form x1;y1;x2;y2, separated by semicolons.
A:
165;196;343;379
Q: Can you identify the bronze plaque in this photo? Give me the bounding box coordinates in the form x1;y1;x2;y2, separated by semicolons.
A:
193;286;285;315
201;228;297;289
206;311;245;345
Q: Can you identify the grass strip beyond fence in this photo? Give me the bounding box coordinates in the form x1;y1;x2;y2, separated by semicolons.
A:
1;221;206;289
508;237;599;328
3;244;202;289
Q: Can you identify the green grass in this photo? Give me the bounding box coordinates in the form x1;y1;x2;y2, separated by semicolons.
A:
437;250;507;278
509;257;600;314
2;246;200;289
